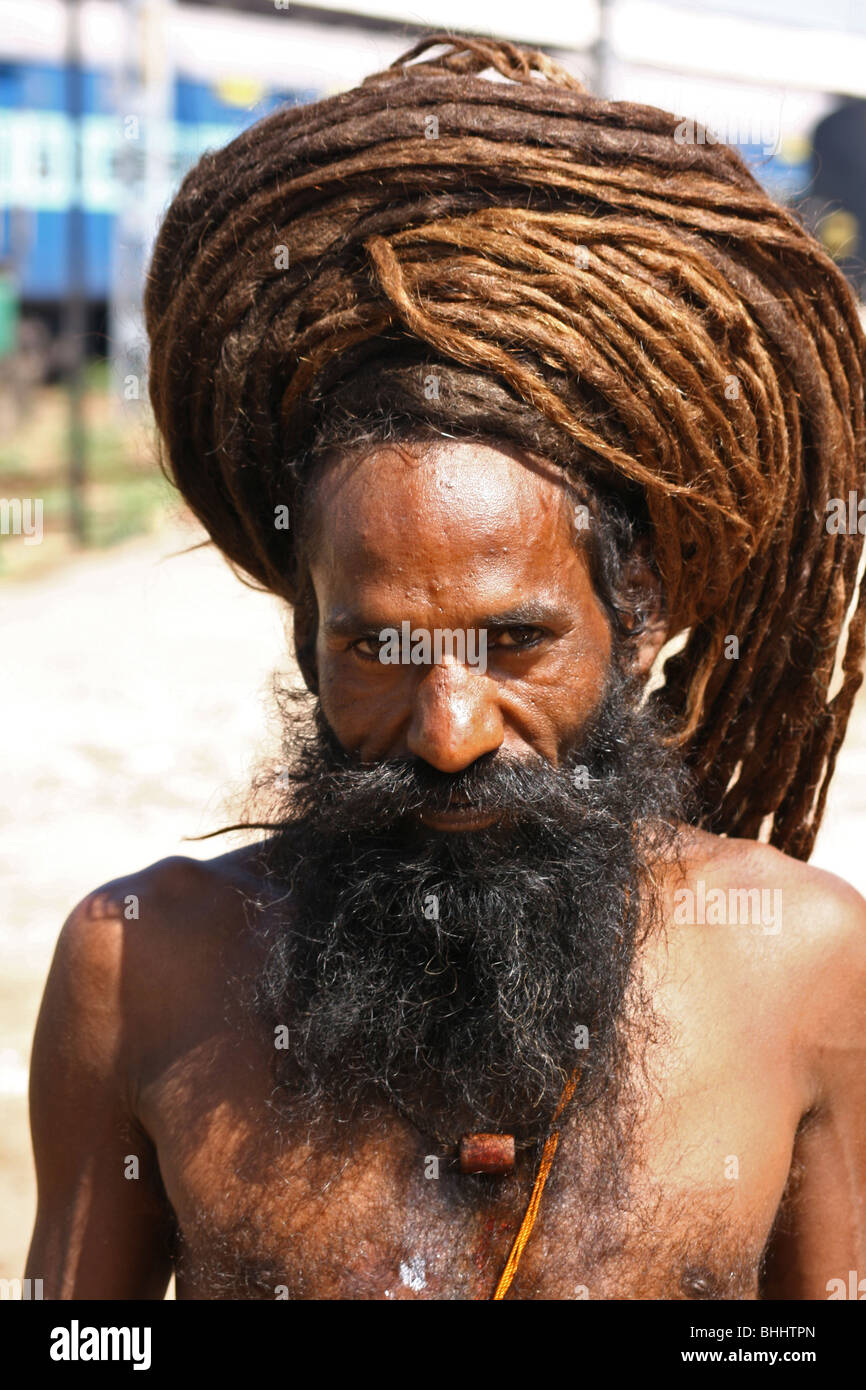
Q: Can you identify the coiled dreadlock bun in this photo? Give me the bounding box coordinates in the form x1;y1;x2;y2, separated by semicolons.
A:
145;31;866;859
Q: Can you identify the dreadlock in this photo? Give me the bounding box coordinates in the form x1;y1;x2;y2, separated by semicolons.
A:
144;31;866;860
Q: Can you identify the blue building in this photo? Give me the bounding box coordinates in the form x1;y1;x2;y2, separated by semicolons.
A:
0;57;316;307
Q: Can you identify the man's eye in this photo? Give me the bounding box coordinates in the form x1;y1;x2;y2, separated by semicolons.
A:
489;626;544;649
350;635;385;659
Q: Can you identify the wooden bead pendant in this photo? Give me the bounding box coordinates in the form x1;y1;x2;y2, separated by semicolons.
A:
459;1132;516;1175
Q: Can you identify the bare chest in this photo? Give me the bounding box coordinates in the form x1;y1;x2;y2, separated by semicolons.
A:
146;1043;797;1301
168;1162;768;1301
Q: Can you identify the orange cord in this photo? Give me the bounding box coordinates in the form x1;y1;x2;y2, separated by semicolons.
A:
491;1068;580;1300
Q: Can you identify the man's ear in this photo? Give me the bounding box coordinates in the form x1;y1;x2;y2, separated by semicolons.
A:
292;570;320;695
622;542;668;677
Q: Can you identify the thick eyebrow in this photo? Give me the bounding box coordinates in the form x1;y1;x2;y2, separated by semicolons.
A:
324;609;384;637
475;602;564;629
324;600;565;637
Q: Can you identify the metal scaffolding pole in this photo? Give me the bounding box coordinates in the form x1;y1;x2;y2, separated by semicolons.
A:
64;0;87;545
592;0;613;101
110;0;173;418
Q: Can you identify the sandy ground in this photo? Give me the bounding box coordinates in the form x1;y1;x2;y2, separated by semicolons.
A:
0;517;289;1286
1;520;865;1288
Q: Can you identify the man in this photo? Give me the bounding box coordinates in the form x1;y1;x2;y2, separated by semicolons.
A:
26;34;866;1300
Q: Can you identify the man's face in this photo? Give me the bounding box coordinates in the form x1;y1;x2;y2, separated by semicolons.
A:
252;437;685;1142
308;438;614;791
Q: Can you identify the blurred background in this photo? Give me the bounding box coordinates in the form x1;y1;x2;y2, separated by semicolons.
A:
2;0;866;1294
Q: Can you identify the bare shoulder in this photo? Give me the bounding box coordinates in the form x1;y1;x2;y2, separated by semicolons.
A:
680;824;866;933
61;843;267;948
46;844;270;1057
669;824;866;1045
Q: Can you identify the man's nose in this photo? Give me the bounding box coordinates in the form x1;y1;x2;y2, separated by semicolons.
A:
406;662;504;772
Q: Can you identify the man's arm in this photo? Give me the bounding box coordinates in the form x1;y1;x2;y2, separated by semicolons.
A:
761;871;866;1299
25;889;174;1298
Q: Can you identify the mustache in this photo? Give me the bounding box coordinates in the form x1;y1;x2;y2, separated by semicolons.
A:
288;748;588;828
279;693;644;838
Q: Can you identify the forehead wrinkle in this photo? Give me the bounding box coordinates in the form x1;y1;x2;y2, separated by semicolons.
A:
323;535;588;621
308;440;577;569
313;491;582;605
